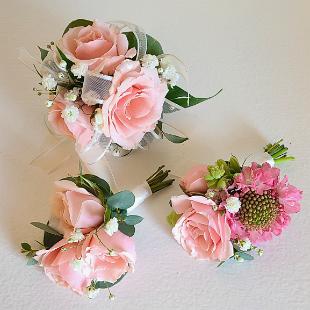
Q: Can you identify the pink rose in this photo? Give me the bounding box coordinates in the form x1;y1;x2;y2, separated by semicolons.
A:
82;229;136;283
36;239;91;295
60;21;136;75
171;195;233;261
50;180;104;235
48;95;94;148
180;165;209;194
36;229;135;295
102;60;168;149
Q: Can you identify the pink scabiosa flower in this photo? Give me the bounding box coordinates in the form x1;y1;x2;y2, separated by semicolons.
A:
229;162;302;243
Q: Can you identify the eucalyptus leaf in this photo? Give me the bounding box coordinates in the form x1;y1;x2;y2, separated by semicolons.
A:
167;211;181;227
38;46;49;61
95;273;126;289
27;258;38;266
63;19;93;36
118;222;135;237
237;251;254;261
107;191;135;210
125;215;143;226
31;222;62;236
21;243;31;251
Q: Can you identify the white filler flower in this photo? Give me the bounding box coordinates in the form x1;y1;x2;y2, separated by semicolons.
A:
61;105;79;123
64;87;80;102
42;74;57;90
141;54;159;69
104;217;119;236
71;63;88;78
238;238;252;251
68;228;85;243
161;64;180;86
225;197;241;214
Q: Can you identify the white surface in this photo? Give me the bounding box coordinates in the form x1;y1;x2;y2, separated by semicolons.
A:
1;0;310;309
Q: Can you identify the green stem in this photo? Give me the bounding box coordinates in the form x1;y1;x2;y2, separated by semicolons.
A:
146;166;174;193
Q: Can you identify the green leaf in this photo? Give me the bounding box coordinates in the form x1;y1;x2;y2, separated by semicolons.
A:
95;273;126;289
38;46;49;61
167;211;181;227
43;232;62;250
104;207;112;224
56;46;74;67
82;174;112;198
63;19;93;36
21;243;31;251
124;32;137;52
146;34;163;55
237;251;254;261
107;191;135;210
229;155;241;173
123;32;163;58
166;85;222;108
31;222;62;236
217;260;226;267
162;132;188;144
118;222;135;237
125;215;143;226
27;258;38;266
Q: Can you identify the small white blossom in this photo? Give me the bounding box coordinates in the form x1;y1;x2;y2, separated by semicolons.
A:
109;293;115;300
71;62;88;78
238;238;252;251
68;228;85;243
225;197;241;214
88;288;100;299
45;100;53;108
161;65;180;86
42;74;57;90
94;108;103;125
64;88;80;102
58;60;67;70
141;54;159;69
206;189;216;199
104;217;119;236
257;248;264;256
61;105;79;123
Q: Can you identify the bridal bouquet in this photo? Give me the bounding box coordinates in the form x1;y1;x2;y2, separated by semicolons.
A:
29;18;221;159
21;166;174;298
167;140;302;265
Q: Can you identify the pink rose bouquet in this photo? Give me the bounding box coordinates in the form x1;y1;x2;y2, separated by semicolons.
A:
167;139;302;265
29;18;221;154
21;166;174;298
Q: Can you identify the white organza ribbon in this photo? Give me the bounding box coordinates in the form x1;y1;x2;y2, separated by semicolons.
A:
127;182;153;213
247;151;275;167
81;72;112;105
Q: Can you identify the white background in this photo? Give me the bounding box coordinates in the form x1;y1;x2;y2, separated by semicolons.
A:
0;0;309;309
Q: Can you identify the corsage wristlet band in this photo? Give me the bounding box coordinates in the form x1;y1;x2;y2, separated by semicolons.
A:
167;140;302;265
21;166;174;298
22;18;222;168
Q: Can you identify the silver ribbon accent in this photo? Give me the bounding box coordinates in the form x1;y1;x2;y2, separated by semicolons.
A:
110;20;147;60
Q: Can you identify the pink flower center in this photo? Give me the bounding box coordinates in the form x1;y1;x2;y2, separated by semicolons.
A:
237;190;279;230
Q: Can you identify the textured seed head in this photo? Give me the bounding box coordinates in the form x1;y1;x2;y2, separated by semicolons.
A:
237;190;279;230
